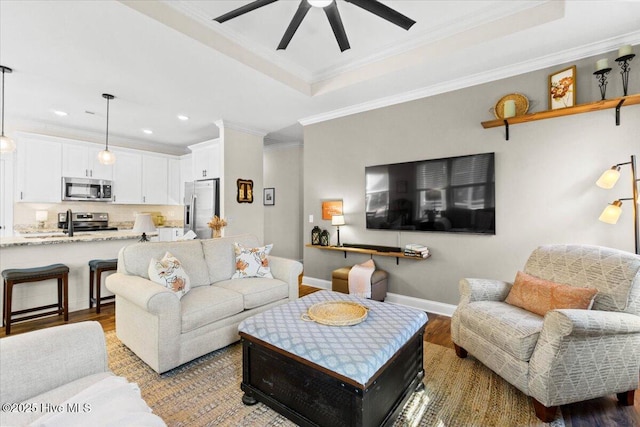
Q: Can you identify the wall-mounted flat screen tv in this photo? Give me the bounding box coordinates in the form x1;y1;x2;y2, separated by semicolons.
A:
365;152;495;234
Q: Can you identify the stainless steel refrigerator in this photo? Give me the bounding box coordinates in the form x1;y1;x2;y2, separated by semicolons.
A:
184;179;220;239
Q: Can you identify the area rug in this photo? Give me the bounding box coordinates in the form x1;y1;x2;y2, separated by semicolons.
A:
106;331;564;426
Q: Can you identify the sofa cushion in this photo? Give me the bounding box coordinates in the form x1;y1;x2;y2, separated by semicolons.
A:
506;271;597;316
120;240;210;288
180;286;244;333
201;234;261;283
231;243;273;279
148;252;190;299
214;278;289;309
459;301;544;362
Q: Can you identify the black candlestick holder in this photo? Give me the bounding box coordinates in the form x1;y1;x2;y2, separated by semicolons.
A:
615;53;635;96
593;68;612;100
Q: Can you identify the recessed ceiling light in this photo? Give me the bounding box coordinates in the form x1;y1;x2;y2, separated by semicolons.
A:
177;115;189;121
142;129;153;134
53;110;68;116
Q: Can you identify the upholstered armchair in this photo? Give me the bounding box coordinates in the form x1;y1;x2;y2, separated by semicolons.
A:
451;244;640;421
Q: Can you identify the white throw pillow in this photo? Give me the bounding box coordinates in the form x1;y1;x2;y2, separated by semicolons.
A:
148;252;191;299
231;243;274;279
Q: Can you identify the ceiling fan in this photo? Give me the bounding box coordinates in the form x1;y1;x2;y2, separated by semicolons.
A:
213;0;415;52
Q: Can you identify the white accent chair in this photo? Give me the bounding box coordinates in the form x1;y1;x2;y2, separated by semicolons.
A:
451;244;640;421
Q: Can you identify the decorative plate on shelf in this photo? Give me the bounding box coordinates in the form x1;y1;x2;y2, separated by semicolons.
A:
493;93;529;119
301;301;368;326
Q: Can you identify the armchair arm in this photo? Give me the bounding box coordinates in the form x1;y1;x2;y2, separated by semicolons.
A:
529;310;640;406
0;322;108;404
268;256;303;300
458;278;512;305
106;273;180;315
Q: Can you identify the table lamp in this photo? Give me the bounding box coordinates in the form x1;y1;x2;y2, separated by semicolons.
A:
331;215;345;247
133;213;156;242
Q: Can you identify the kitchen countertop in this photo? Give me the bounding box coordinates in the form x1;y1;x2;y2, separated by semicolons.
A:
0;230;156;248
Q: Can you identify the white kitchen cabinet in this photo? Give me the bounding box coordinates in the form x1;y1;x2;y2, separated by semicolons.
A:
112;150;142;204
16;134;62;203
142;155;168;205
167;158;181;206
157;227;184;241
61;143;113;180
189;139;220;180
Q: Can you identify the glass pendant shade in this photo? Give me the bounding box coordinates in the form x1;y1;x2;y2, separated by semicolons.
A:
98;149;116;165
598;200;623;224
308;0;333;7
0;134;16;154
596;167;621;189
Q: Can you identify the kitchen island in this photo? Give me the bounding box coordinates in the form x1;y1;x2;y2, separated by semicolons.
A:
0;230;155;321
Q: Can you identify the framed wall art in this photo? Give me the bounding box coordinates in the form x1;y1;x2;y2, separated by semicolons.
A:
237;179;253;203
549;66;576;110
322;200;343;220
264;188;275;206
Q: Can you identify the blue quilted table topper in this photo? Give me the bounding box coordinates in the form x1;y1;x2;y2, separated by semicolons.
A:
238;290;428;386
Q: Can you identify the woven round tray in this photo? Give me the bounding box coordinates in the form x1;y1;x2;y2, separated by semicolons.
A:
301;301;368;326
493;93;529;119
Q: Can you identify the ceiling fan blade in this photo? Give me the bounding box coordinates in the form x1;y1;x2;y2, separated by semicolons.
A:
277;1;312;50
344;0;415;30
324;2;350;52
214;0;279;23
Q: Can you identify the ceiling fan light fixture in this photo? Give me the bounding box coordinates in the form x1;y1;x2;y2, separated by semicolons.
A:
308;0;333;7
0;65;15;154
99;93;116;165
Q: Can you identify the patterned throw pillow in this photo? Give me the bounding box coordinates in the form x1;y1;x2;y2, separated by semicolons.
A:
231;243;274;279
148;252;191;299
505;271;598;316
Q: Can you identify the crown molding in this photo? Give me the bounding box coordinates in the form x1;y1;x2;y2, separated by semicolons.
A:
300;31;640;126
264;141;303;151
215;119;268;138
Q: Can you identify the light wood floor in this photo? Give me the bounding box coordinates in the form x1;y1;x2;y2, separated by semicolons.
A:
1;284;638;426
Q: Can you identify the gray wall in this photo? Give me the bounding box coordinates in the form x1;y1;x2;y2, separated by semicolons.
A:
264;143;303;260
303;51;639;305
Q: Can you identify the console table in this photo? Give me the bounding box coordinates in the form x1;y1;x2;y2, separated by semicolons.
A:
306;244;430;265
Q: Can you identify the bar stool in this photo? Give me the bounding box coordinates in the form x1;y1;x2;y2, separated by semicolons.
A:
89;259;117;314
2;263;69;335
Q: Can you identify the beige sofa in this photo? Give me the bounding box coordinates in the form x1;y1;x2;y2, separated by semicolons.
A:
106;234;303;373
451;244;640;421
0;321;164;426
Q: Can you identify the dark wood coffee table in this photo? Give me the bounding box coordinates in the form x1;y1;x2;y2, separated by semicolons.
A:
238;290;428;427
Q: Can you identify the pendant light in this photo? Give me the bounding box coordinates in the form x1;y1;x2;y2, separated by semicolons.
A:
98;93;116;165
0;65;16;154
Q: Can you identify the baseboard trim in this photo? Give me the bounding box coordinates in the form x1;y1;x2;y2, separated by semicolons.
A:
301;276;455;317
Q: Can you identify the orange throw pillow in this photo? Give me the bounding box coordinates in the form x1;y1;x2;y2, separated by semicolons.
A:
505;271;598;316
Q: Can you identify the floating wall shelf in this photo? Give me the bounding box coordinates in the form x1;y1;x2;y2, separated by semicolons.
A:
481;93;640;140
306;244;430;265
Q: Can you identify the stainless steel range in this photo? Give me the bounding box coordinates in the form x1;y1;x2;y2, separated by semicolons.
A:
57;212;118;233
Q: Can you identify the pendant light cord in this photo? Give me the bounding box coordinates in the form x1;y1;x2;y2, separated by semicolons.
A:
105;96;110;151
1;68;5;136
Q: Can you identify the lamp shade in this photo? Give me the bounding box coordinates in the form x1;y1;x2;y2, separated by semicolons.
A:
0;135;15;154
133;213;157;233
308;0;333;7
596;167;621;189
331;215;345;226
98;149;116;165
599;200;623;224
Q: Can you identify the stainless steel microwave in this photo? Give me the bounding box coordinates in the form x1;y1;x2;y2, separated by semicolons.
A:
62;177;113;202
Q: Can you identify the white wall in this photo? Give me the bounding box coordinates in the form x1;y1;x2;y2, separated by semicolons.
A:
264;143;303;260
302;52;639;306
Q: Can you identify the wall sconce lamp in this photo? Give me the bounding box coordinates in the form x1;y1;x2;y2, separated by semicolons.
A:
596;154;639;254
331;214;345;247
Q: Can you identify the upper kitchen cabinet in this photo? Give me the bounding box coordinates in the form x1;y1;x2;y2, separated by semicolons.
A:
61;143;113;180
142;154;168;205
112;150;142;204
15;133;62;202
189;139;220;180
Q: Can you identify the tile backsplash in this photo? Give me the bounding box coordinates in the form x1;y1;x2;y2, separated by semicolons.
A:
14;202;184;232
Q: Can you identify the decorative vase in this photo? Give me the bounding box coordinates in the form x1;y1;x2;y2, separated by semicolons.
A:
212;228;222;238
